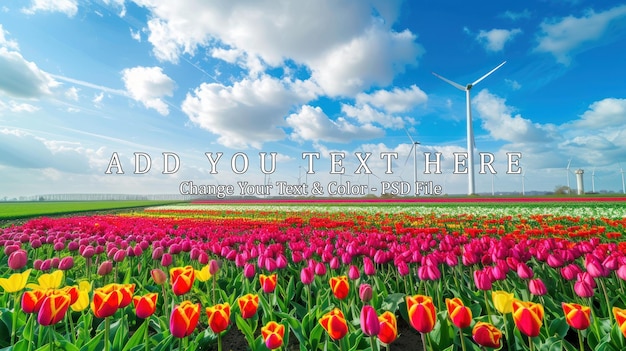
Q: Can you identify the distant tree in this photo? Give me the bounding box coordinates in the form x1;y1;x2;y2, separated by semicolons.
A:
554;185;571;195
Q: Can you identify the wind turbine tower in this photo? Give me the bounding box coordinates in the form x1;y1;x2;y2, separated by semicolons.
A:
433;61;506;195
620;164;625;194
566;159;572;194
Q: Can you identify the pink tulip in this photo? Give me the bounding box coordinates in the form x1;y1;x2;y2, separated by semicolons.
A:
529;278;547;296
574;279;594;298
359;284;373;303
300;267;314;285
560;264;582;281
8;250;28;270
396;261;409;276
473;269;492;291
363;257;376;276
516;262;534;279
244;263;256;279
58;256;74;271
348;265;361;280
360;305;380;336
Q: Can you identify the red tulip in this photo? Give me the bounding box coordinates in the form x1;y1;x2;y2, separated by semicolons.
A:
261;321;285;350
562;302;591;330
377;311;398;345
22;290;46;314
613;306;626;338
206;303;231;334
170;301;200;338
406;294;436;333
512;299;544;337
446;297;472;329
329;276;349;300
169;266;195;296
37;290;72;326
237;294;259;319
259;273;278;293
472;322;502;348
319;308;348;340
133;293;158;319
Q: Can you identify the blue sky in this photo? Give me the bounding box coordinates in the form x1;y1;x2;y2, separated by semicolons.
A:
1;0;626;198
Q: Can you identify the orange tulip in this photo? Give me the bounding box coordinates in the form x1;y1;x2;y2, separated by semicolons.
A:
170;301;201;338
562;302;591;330
170;266;195;296
613;306;626;338
378;311;398;345
512;299;544;337
206;303;231;334
237;294;259;319
37;290;72;326
259;274;278;293
261;321;285;350
329;276;349;300
133;293;158;319
91;283;135;318
319;308;349;340
472;322;502;349
406;294;436;333
446;297;472;329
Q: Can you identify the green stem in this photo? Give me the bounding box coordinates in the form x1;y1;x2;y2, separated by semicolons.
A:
459;327;467;351
503;313;512;351
68;312;76;345
370;335;378;351
421;333;427;351
144;318;150;351
11;293;19;346
49;326;55;351
105;317;111;351
483;290;493;323
218;332;223;351
599;279;612;321
529;336;534;351
26;314;34;351
577;329;584;351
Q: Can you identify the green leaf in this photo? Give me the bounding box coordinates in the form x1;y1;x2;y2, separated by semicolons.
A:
152;334;173;351
548;316;569;339
121;319;148;351
380;293;404;313
112;314;129;351
11;339;31;351
79;330;104;351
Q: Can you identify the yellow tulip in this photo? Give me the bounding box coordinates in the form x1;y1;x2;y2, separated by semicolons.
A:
26;270;64;290
0;269;32;293
195;265;212;282
71;281;92;312
492;290;514;314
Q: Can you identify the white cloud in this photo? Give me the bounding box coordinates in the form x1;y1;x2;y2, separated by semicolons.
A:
476;28;522;52
286;105;384;143
535;5;626;65
0;24;19;50
182;75;316;149
103;0;126;17
0;47;58;98
341;104;405;129
22;0;78;17
574;98;626;129
505;79;522;90
121;66;175;115
65;86;79;101
355;85;427;113
135;1;422;95
9;101;39;113
130;28;141;42
308;23;421;96
93;92;104;105
473;89;555;143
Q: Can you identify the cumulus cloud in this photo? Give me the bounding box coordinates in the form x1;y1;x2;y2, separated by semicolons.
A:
287;105;384;143
135;1;422;96
473;89;555;143
0;47;58;98
65;86;79;101
356;85;427;113
121;66;175;115
476;28;522;52
22;0;78;17
573;98;626;129
535;5;626;65
501;9;532;21
182;75;317;149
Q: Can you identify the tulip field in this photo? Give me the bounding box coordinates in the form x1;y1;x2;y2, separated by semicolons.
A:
2;198;626;351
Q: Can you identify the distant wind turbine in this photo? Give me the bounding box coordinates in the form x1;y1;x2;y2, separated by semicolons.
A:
432;61;506;195
521;171;526;196
591;168;596;193
404;129;420;194
620;163;625;194
566;159;572;194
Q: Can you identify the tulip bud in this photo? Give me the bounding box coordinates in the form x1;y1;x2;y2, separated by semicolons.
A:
161;253;173;267
8;249;28;270
359;283;373;303
348;265;360;280
40;259;52;271
363;257;376;276
300;267;314;285
97;260;113;276
151;268;167;285
314;262;327;276
360;305;380;336
58;256;74;271
243;263;256;279
528;278;547;296
209;259;220;275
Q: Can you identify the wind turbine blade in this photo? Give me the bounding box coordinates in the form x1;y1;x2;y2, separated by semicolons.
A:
471;61;506;86
566;159;572;170
404;128;415;144
403;144;414;168
432;72;466;91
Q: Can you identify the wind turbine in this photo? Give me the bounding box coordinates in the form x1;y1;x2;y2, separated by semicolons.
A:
618;163;626;194
432;61;506;195
521;171;526;196
591;168;596;193
404;129;420;195
566;159;572;194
